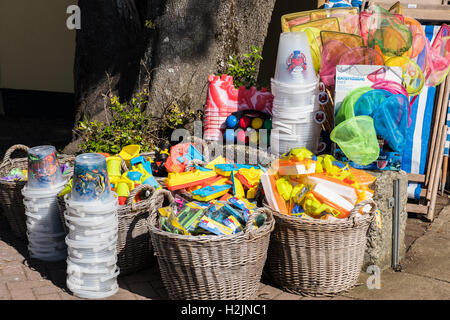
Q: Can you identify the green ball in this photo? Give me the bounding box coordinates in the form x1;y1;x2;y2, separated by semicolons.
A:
263;119;272;130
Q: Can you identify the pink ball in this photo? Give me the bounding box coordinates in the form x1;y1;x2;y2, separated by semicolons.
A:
239;116;251;129
236;130;247;144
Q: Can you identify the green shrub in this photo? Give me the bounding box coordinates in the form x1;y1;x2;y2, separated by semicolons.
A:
75;89;200;154
226;45;263;89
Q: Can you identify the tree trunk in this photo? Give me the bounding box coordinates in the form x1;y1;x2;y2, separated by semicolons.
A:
66;0;276;153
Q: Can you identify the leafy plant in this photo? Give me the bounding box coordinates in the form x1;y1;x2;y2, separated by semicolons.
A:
144;19;156;29
75;89;200;154
226;45;263;89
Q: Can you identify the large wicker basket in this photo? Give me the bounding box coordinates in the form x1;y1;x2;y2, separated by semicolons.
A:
59;183;159;276
148;189;275;300
0;144;74;240
266;199;377;297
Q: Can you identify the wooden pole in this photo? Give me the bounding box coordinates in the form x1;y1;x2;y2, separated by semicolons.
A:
442;156;449;194
427;76;450;199
425;77;448;186
427;125;448;221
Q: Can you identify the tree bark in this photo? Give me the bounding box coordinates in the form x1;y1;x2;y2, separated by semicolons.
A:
70;0;276;138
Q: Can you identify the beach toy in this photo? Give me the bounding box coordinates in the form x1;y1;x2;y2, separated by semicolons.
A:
276;177;293;201
71;153;112;203
239;116;251;129
339;46;384;69
320;31;364;49
214;163;259;176
300;27;322;74
425;24;450;87
323;0;352;9
330;116;380;166
198;216;233;236
191;185;232;202
371;80;409;96
372;94;410;152
353;89;392;118
304;173;358;205
165;170;217;191
404;17;426;60
226;115;238;128
261;171;289;215
251;117;263;129
301;192;342;218
319;39;361;87
165;143;204;173
273;159;316;176
130;156;153;176
335;87;372;125
385;56;424;96
274;32;318;85
106;156;122;178
27;145;63;189
231;171;245;199
311;183;354;218
205;156;228;170
115;177;133;205
291;17;340;34
235;167;263;189
364;6;412;58
119;145;140;167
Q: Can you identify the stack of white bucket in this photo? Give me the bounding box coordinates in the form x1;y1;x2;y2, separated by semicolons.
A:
64;153;119;299
22;146;67;262
270;32;322;155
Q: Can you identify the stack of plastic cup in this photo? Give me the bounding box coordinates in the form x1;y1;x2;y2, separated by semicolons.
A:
21;146;67;262
270;32;322;155
64;153;119;299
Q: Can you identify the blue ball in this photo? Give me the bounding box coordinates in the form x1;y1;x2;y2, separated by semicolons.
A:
226;115;238;128
224;129;236;143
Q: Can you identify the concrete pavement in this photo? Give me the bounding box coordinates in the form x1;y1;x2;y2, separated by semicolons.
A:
1;203;449;300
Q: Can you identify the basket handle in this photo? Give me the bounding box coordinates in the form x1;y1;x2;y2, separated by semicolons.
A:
126;184;156;210
1;144;30;168
348;198;377;226
147;189;174;228
243;207;273;239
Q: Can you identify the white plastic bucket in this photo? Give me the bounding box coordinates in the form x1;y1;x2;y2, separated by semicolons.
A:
274;32;318;85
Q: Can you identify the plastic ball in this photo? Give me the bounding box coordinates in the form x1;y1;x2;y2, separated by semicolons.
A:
224;129;236;143
251;117;263;129
226;115;238;128
248;130;259;145
263;119;272;130
239;116;251;129
236;130;247;144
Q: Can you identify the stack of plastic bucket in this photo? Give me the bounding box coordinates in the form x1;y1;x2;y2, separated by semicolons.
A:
270;32;322;155
64;153;119;299
21;146;67;262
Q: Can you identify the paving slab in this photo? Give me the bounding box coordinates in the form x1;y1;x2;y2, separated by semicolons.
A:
343;269;450;300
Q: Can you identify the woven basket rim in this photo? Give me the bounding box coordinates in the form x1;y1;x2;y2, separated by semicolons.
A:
149;206;275;243
266;198;376;227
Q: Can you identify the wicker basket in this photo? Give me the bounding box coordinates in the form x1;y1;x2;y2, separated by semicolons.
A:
266;199;377;297
59;183;159;276
148;189;275;300
0;144;74;240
